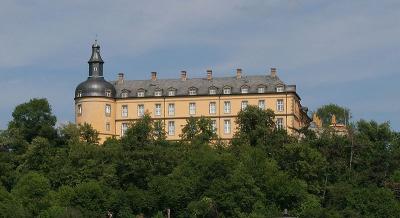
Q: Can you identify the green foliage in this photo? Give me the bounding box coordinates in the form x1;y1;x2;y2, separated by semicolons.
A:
316;103;351;126
8;98;57;143
0;98;399;217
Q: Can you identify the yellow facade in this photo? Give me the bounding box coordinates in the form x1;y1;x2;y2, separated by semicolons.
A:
75;92;309;142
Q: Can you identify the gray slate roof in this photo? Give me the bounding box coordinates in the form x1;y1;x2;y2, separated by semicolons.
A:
112;75;296;98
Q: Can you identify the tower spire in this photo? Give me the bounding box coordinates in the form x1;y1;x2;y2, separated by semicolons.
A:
88;40;104;77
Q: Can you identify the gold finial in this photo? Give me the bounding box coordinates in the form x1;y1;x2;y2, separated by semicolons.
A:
331;114;337;125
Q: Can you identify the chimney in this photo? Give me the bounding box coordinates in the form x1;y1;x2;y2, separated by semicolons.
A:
236;68;242;79
180;71;187;81
207;69;212;81
151;72;157;81
270;68;277;78
117;73;124;84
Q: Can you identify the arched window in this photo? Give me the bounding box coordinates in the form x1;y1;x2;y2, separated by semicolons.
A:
105;89;112;97
121;89;129;98
77;90;82;97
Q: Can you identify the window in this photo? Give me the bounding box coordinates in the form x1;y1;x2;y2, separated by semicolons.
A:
277;118;284;129
209;88;217;95
258;100;265;110
168;121;175;136
224;101;231;114
258;87;265;93
121;92;128;98
224;119;231;134
189;88;197;96
154;90;162;97
276;86;284;92
94;67;98;72
137;91;145;97
277;99;284;111
121;105;128;117
241;101;248;110
168;103;175;116
121;123;128;136
105;90;111;97
209;102;216;114
155;104;161;116
241;86;249;94
105;104;111;116
77;91;82;97
106;122;110;131
77;104;82;116
223;87;231;95
211;120;217;133
168;89;175;96
189;102;196;115
137;104;144;117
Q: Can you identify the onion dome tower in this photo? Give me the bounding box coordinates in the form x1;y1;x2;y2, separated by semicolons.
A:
74;41;116;143
75;40;116;97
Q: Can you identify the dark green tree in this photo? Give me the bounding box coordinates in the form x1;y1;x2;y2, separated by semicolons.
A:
316;104;351;127
78;123;100;145
8;98;57;143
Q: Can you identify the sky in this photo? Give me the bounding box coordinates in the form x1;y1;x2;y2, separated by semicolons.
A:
0;0;399;130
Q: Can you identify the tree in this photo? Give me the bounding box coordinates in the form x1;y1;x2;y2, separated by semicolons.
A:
234;106;276;146
0;187;27;218
316;104;351;127
181;116;216;144
8;98;57;143
78;123;100;145
121;114;153;149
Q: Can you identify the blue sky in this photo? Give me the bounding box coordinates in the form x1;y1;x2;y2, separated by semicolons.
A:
0;0;399;130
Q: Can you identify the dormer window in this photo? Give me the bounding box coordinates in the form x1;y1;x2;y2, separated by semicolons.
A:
121;91;128;98
258;86;265;93
241;86;249;94
105;90;111;97
77;90;82;97
209;87;217;95
189;87;197;96
223;87;231;95
137;90;145;97
154;89;162;97
168;88;176;96
276;86;284;92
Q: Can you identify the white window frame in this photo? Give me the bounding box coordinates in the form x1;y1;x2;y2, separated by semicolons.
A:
121;105;128;117
189;88;197;96
168;90;175;96
77;104;82;116
241;101;248;110
241;87;249;94
209;88;217;95
258;87;265;93
277;99;284;112
277;118;284;129
168;121;175;136
189;102;196;115
105;90;111;97
77;91;82;97
121;92;128;98
224;119;231;134
276;86;284;92
211;120;217;133
137;104;145;117
155;104;161;116
224;101;231;114
223;87;231;95
168;103;175;116
154;90;162;97
105;104;111;116
121;123;128;136
137;91;145;97
258;100;265;110
209;102;216;114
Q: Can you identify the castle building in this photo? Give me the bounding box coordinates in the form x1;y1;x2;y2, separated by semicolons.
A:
75;41;311;142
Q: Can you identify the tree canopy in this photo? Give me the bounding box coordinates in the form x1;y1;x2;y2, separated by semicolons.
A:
0;98;399;217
